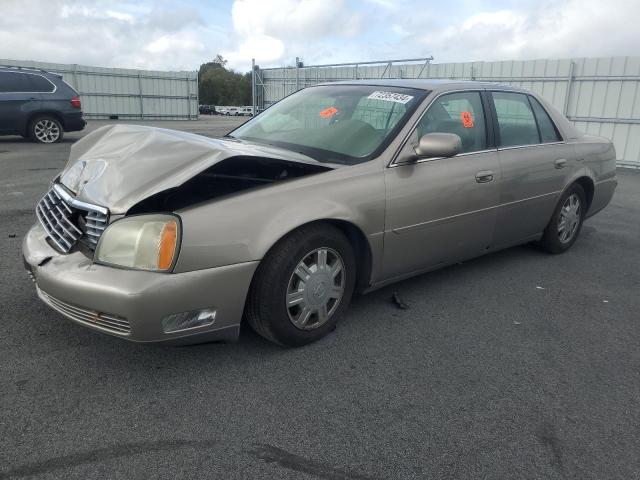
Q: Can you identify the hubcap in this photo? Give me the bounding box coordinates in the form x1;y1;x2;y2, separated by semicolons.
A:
34;120;60;143
557;193;581;243
286;247;345;330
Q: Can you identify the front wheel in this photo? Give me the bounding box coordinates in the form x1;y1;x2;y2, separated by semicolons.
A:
246;224;356;347
538;183;586;254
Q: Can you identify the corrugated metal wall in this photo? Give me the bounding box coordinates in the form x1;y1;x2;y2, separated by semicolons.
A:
1;59;198;120
258;56;640;167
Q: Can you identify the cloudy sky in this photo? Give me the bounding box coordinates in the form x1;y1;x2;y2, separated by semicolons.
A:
1;0;638;72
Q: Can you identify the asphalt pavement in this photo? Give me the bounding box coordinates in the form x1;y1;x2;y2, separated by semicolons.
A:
1;117;639;479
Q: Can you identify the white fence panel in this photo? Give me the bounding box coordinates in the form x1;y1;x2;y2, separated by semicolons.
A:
1;59;198;120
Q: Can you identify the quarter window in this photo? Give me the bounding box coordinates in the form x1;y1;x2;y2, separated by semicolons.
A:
415;91;487;153
28;74;55;93
529;96;562;143
492;92;540;147
0;72;33;93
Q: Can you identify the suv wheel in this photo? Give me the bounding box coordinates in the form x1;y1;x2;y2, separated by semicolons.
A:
246;224;356;347
30;116;63;144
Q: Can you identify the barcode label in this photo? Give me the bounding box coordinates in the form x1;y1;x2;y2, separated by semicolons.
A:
367;91;414;104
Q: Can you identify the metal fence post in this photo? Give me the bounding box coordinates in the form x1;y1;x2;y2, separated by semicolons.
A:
137;72;144;119
252;58;256;116
295;57;300;91
563;60;575;116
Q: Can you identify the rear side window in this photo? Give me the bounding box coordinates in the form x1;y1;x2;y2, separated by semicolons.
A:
492;92;540;147
415;91;487;153
28;74;55;93
0;72;33;93
529;96;562;143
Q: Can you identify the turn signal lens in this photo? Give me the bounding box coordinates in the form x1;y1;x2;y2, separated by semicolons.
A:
158;220;178;270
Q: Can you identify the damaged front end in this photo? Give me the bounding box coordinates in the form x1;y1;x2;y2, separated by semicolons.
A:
39;124;335;254
129;155;331;214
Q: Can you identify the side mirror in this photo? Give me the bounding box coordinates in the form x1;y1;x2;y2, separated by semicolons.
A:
413;133;462;159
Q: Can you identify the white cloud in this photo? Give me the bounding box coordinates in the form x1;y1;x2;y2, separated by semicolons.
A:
222;0;362;70
0;0;639;73
0;0;223;71
402;0;640;63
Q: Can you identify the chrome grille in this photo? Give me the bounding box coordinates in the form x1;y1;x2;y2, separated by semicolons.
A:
38;288;131;335
36;184;109;253
85;210;108;248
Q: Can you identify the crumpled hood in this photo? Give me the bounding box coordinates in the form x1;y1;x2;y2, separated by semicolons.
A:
60;124;328;214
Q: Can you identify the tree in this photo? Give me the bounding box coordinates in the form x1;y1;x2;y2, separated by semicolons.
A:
198;55;251;106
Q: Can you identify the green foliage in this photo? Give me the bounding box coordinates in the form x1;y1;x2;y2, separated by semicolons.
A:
198;56;252;106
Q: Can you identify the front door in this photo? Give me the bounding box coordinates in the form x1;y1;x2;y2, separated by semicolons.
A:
382;90;501;280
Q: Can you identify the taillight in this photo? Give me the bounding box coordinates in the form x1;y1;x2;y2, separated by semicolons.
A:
70;96;81;108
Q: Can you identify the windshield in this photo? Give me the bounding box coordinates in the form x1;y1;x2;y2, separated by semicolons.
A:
229;85;427;164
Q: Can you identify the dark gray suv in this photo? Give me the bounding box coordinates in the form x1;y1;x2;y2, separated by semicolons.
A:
0;66;86;143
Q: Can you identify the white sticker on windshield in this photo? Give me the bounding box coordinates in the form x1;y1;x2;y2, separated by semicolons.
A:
367;91;414;104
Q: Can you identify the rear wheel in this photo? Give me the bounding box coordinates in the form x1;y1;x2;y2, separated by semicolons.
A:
246;224;356;347
538;183;586;254
30;116;63;144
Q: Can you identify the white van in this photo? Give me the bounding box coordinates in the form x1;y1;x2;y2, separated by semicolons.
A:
238;106;254;116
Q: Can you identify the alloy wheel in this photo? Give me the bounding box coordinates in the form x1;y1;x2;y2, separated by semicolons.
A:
34;119;60;143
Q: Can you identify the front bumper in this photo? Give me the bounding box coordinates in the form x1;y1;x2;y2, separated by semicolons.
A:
23;222;258;344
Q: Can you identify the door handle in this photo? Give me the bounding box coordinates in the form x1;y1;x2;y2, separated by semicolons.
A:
554;159;567;169
475;170;494;183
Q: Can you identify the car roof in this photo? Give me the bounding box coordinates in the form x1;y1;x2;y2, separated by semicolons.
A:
318;78;526;93
0;65;59;78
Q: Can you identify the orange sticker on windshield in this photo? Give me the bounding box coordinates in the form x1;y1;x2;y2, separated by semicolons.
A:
461;111;474;128
320;106;338;118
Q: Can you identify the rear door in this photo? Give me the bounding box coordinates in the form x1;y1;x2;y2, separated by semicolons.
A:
490;91;572;247
382;90;501;280
0;71;43;133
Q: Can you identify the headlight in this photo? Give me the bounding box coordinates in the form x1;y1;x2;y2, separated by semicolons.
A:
95;214;180;272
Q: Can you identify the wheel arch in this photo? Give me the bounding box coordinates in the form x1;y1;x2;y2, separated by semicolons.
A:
573;176;595;211
25;111;65;135
257;218;374;292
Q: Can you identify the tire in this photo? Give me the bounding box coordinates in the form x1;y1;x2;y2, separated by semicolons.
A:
30;116;63;144
246;224;357;347
538;183;587;254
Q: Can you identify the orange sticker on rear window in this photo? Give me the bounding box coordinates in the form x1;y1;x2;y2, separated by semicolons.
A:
320;106;338;118
461;111;474;128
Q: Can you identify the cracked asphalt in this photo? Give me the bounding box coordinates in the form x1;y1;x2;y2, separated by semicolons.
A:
1;117;639;479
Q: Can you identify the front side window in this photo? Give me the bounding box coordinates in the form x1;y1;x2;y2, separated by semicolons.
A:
0;72;32;93
492;92;540;147
230;85;427;164
529;96;562;143
414;91;487;154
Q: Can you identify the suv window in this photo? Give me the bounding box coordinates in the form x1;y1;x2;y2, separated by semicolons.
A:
415;91;487;154
28;74;55;93
529;96;562;143
492;92;540;147
0;71;33;93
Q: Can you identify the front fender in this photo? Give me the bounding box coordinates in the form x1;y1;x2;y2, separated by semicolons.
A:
173;161;385;274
